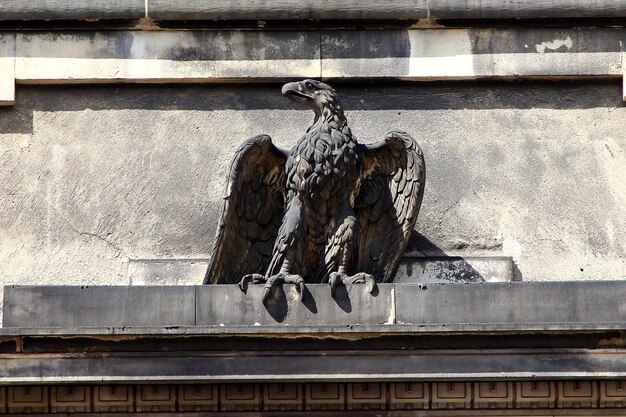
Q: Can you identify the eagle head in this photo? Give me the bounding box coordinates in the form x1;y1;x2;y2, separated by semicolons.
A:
282;79;339;115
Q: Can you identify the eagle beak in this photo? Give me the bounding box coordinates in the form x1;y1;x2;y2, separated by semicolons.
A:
282;81;312;103
281;81;302;96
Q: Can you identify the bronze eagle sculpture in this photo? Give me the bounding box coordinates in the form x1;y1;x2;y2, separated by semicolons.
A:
203;80;425;301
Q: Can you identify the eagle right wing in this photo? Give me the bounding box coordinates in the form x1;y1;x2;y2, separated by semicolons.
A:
355;130;425;283
203;134;288;284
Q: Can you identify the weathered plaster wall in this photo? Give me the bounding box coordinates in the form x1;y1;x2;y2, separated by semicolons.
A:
1;81;624;293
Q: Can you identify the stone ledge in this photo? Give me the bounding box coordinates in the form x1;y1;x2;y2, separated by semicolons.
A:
4;281;626;329
148;0;429;21
3;0;626;21
0;0;145;21
1;28;624;106
1;349;626;384
3;282;626;385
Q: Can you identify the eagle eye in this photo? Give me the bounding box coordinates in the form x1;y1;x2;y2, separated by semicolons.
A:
305;81;313;88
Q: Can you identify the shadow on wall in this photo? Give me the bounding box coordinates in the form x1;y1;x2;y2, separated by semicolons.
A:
402;231;522;283
0;80;622;134
126;231;520;286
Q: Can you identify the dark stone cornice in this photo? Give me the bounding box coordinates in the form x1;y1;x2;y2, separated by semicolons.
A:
3;1;626;26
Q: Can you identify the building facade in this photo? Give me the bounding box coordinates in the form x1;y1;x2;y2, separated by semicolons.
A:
1;1;626;415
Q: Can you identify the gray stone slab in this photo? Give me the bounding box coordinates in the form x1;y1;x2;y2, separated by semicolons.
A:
3;320;626;336
6;282;626;329
196;284;394;326
396;281;626;325
13;30;322;83
0;0;145;20
3;0;626;21
431;0;626;19
321;28;622;79
2;286;195;327
148;0;429;20
15;31;320;61
2;349;626;383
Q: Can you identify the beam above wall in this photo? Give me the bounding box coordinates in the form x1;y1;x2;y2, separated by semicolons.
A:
3;0;626;21
0;0;145;20
1;27;624;106
5;282;626;383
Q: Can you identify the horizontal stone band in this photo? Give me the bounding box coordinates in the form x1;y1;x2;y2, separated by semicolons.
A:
3;0;626;21
1;27;624;106
0;381;624;413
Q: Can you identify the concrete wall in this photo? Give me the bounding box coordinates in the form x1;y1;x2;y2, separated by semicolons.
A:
1;80;625;293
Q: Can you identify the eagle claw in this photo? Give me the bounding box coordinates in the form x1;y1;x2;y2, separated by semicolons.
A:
239;273;305;303
329;272;377;298
238;273;266;292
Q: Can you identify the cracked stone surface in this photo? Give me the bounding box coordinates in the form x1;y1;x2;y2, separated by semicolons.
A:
1;81;626;321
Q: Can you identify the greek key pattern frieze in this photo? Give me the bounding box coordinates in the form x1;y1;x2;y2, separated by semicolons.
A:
0;381;625;414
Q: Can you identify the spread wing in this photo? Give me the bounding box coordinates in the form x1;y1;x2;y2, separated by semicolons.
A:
203;134;288;284
355;130;425;282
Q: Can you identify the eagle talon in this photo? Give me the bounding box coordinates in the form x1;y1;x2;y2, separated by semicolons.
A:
329;272;377;297
239;273;266;292
247;274;304;303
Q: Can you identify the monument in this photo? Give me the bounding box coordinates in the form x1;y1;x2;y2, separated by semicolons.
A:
204;79;425;301
2;1;626;415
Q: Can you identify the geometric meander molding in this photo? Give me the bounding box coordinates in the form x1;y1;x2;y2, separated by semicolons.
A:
1;381;626;414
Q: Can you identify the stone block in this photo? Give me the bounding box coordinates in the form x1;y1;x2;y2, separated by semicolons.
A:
389;382;429;410
396;281;626;325
516;381;556;408
473;382;514;409
305;384;344;411
8;386;49;414
322;28;621;79
347;383;387;410
93;386;133;413
600;381;626;408
221;384;261;412
15;31;321;83
263;384;303;411
430;0;626;19
148;0;429;20
0;0;144;20
2;285;195;327
51;386;91;413
557;381;598;408
195;284;394;326
431;382;471;409
135;385;176;412
178;385;219;412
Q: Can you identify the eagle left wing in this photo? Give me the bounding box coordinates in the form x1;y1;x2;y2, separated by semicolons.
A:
203;134;288;284
355;130;425;282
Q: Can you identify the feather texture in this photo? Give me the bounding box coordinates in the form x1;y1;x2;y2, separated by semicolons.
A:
205;81;425;287
203;134;288;284
355;131;426;282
